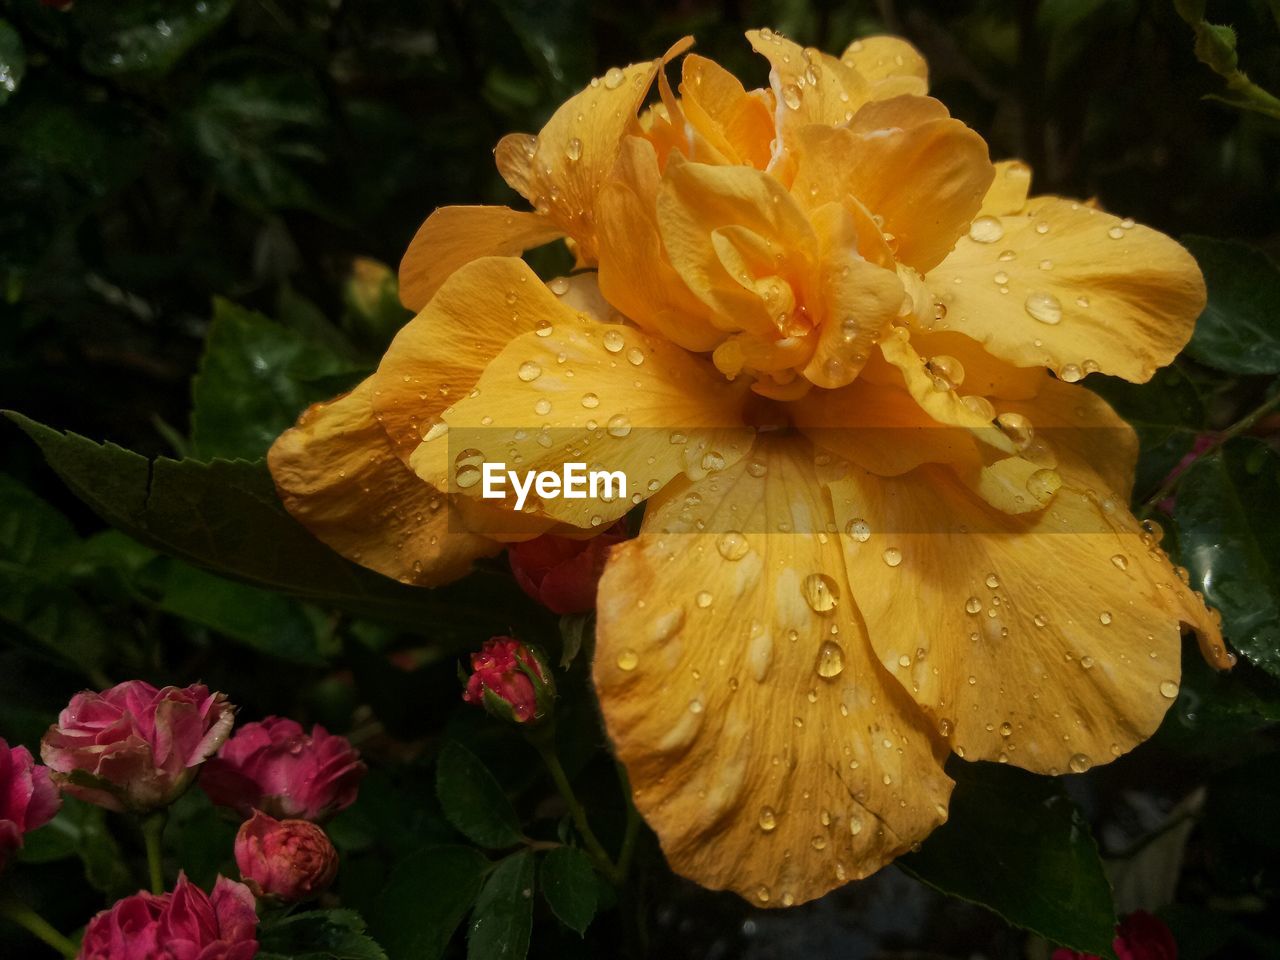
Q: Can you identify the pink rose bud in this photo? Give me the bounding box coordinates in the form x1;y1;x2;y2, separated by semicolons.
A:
78;873;258;960
0;738;62;873
462;638;554;724
200;717;366;822
234;810;338;902
41;681;235;814
1052;910;1177;960
508;522;628;614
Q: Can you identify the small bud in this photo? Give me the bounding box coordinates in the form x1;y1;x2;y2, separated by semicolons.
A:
1173;0;1206;24
508;523;628;614
234;810;339;903
462;638;555;725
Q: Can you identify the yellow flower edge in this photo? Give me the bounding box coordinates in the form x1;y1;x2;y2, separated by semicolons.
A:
267;29;1234;907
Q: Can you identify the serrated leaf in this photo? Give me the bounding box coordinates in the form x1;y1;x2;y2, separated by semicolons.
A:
539;846;598;936
257;909;387;960
436;741;523;849
1174;439;1280;678
468;851;534;960
901;762;1116;957
191;297;364;461
1183;236;1280;374
371;845;489;960
6;412;544;636
1088;366;1205;501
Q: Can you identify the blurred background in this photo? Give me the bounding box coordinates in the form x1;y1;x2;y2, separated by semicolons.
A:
1;1;1278;958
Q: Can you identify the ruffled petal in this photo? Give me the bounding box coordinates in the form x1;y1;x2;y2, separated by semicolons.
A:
679;54;775;169
840;35;929;98
929;197;1207;383
267;378;499;586
410;313;753;530
398;206;563;312
594;434;952;906
827;455;1229;776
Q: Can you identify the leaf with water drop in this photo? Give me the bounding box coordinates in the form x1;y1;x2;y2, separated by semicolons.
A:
901;761;1116;957
468;850;535;960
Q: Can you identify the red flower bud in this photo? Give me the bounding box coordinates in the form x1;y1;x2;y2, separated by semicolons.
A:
508;523;628;614
1052;910;1177;960
462;638;554;724
0;738;61;873
234;810;338;903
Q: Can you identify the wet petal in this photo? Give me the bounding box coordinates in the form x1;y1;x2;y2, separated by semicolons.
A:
398;206;563;312
930;197;1206;383
828;458;1228;776
977;160;1032;217
268;378;499;586
679;54;775;169
411;314;752;529
595;435;952;906
840;35;929;98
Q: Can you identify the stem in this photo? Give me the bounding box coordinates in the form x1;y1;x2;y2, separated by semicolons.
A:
0;894;79;959
140;811;167;895
613;763;641;881
1137;389;1280;519
529;733;621;884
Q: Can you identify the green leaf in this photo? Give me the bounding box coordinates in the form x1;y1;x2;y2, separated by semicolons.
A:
1088;366;1205;501
901;762;1116;956
1183;236;1280;374
1174;439;1280;678
539;846;598;936
191;297;364;461
78;0;234;77
7;413;542;634
468;851;534;960
436;741;524;849
371;845;489;960
23;797;136;898
0;19;25;106
257;909;387;960
557;612;593;668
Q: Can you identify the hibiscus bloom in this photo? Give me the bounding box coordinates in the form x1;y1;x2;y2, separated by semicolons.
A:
268;30;1233;907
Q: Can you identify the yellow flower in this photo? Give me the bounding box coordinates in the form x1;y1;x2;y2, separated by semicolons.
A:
268;30;1234;906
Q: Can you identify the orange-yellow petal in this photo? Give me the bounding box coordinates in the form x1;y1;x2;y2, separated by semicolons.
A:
977;160;1032;217
679;54;775;169
594;435;952;906
840;35;929;98
267;377;499;586
930;197;1207;383
827;460;1228;775
411;315;752;529
494;56;666;258
398;206;563;312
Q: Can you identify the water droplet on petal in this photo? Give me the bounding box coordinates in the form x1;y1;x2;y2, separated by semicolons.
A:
518;360;542;382
603;330;625;353
1025;291;1063;325
759;806;778;832
607;414;632;438
616;649;639;671
1160;680;1178;699
882;547;903;567
802;573;840;613
844;518;871;542
1068;753;1092;773
603;66;626;89
816;640;845;678
717;531;750;561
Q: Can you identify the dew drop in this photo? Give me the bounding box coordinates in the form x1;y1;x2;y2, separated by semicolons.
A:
616;649;639;671
1068;753;1092;773
781;83;802;110
626;347;645;366
759;806;778;832
968;216;1004;243
965;596;982;615
603;66;625;89
517;360;542;382
802;573;840;613
999;721;1013;737
1026;468;1062;504
534;398;552;416
1111;554;1129;570
603;330;625;353
1159;680;1178;699
1099;611;1113;626
695;591;713;609
607;414;632;438
849;816;863;836
717;531;750;561
882;547;903;567
1024;291;1063;325
565;137;583;162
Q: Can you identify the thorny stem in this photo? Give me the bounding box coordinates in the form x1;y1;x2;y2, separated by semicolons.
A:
0;892;79;959
141;811;168;895
529;729;623;885
1137;389;1280;519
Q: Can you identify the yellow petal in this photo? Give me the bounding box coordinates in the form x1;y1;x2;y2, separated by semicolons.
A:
978;160;1032;217
679;54;775;169
792;108;993;273
909;329;1046;400
828;460;1228;775
397;206;563;312
267;378;499;586
657;156;818;337
594;435;952;906
746;28;872;140
840;35;929;98
371;257;576;465
411;315;752;529
930;197;1207;383
494;55;667;258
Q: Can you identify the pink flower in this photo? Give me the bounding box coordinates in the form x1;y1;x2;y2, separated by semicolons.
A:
234;810;338;902
1052;910;1177;960
462;638;554;724
41;681;235;814
78;873;258;960
0;738;62;873
200;718;365;822
508;523;628;614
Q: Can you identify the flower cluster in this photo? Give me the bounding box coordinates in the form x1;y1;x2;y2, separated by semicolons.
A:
267;27;1231;907
0;678;366;958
